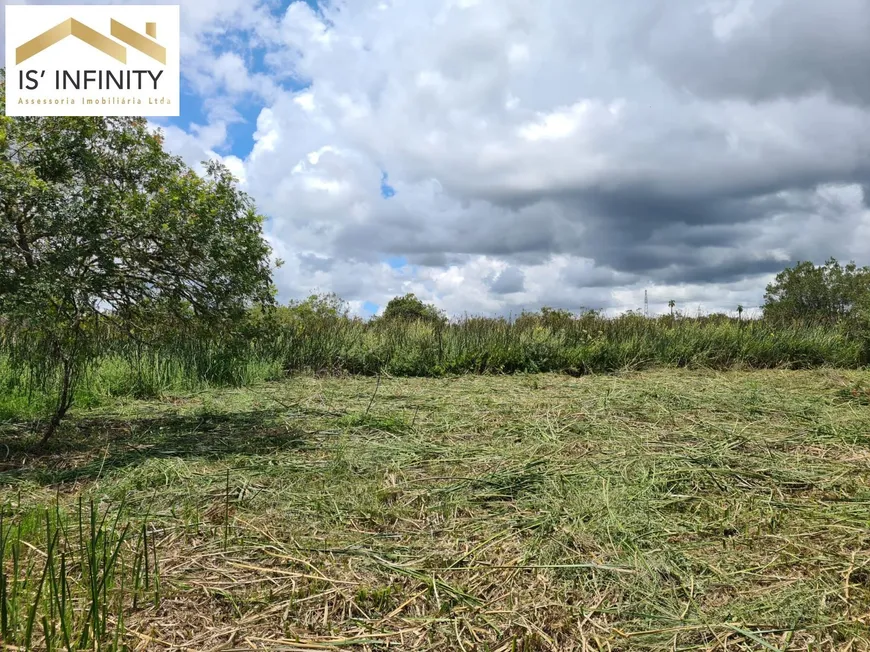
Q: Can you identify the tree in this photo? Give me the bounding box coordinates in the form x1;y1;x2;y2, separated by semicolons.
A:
736;304;744;321
0;70;277;443
762;258;870;324
264;293;354;331
668;299;676;317
381;293;445;324
286;293;350;321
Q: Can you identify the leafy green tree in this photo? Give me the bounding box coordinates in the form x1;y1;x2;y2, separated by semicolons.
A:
0;70;277;442
763;258;870;324
381;293;445;324
260;293;354;335
285;293;350;321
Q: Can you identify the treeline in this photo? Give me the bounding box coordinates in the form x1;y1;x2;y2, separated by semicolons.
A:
5;256;866;406
6;258;870;399
4;260;870;419
106;297;862;386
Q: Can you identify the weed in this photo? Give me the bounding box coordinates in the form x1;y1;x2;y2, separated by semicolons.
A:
0;497;159;650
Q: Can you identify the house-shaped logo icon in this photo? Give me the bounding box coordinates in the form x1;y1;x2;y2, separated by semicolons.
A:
16;18;166;65
5;4;180;117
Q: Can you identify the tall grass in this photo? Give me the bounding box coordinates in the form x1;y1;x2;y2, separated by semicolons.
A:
0;496;159;650
0;309;865;411
208;310;866;377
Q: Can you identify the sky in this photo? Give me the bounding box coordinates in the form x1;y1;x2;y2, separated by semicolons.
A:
3;0;870;319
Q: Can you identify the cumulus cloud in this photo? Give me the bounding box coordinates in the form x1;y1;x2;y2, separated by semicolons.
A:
5;0;870;317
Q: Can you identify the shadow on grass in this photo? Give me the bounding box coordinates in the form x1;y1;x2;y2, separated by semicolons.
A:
0;408;310;486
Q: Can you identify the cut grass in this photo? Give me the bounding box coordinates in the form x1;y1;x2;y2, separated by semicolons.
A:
1;368;869;650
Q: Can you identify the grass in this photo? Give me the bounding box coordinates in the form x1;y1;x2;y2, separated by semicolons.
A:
1;368;869;650
0;497;160;651
4;311;866;416
201;312;866;377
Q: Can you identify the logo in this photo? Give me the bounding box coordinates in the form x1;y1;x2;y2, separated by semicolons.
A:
5;5;180;117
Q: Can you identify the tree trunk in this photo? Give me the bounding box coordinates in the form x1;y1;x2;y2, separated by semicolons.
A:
40;358;75;446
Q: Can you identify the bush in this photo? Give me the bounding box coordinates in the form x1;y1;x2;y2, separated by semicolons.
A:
380;294;446;325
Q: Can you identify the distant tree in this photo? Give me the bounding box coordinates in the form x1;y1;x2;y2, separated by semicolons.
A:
668;300;676;317
704;312;730;324
763;258;870;324
514;306;598;331
539;306;575;330
0;70;277;442
286;293;349;321
737;304;744;321
381;293;445;324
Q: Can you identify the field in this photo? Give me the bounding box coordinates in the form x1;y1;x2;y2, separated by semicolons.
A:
2;368;870;651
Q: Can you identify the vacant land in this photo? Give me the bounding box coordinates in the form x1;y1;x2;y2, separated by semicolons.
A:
2;369;870;651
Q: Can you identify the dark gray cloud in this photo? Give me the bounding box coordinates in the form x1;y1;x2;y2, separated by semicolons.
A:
640;0;870;107
487;266;525;294
650;256;791;286
559;264;637;290
298;253;334;272
407;252;451;267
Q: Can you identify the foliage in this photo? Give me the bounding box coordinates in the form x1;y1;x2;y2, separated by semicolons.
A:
0;498;158;651
0;69;276;440
515;306;599;332
380;293;445;325
763;257;870;324
1;306;862;416
282;293;351;323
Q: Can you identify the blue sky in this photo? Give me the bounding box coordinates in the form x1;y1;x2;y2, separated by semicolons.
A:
166;6;310;159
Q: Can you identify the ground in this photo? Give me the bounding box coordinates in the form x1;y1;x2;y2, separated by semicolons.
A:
3;369;870;651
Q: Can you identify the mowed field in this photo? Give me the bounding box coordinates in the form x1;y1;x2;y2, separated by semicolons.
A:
2;369;870;651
